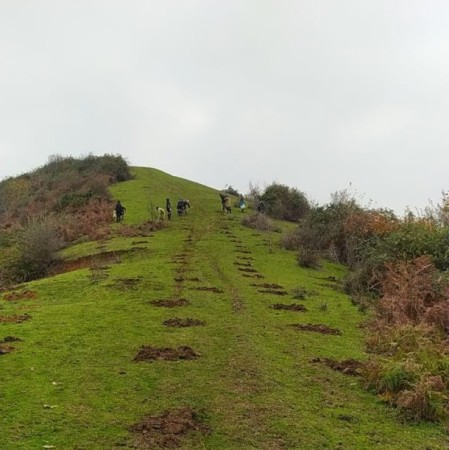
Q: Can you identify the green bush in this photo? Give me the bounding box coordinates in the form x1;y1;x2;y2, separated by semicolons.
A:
260;183;310;222
12;220;64;282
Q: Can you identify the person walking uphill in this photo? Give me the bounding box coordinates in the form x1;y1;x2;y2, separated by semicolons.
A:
115;200;126;222
166;198;172;220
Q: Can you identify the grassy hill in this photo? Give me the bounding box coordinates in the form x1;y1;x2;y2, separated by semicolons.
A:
0;167;448;449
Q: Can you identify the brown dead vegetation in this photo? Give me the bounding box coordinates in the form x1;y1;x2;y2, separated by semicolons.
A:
290;323;342;335
131;407;210;448
134;346;200;362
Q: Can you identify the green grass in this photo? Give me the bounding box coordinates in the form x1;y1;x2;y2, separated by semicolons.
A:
1;167;448;449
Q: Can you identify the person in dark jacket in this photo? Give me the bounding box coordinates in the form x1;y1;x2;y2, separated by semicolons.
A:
115;200;126;222
166;198;172;220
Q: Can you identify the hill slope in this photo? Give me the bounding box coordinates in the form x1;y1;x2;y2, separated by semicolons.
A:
0;167;448;449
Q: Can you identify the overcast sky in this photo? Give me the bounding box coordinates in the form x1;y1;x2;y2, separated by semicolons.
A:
1;1;449;213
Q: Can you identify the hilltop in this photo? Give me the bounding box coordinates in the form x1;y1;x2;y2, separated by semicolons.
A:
0;165;448;449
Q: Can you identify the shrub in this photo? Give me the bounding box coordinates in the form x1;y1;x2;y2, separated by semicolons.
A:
280;228;302;250
297;248;321;269
260;183;310;222
13;220;64;281
241;213;280;232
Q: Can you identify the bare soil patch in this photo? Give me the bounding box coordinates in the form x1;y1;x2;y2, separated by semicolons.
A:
134;345;200;362
192;286;224;293
1;336;21;343
234;262;252;267
0;345;14;355
150;299;190;308
0;314;31;323
271;303;307;311
163;318;205;327
258;289;288;296
131;407;210;449
311;357;363;376
238;267;258;273
51;249;142;275
290;323;342;335
3;290;38;301
108;276;143;290
242;273;265;279
251;283;284;289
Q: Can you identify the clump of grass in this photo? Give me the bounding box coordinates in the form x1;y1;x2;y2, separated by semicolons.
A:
292;286;319;300
318;301;328;312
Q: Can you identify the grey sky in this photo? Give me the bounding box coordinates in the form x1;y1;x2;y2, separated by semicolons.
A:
1;1;449;213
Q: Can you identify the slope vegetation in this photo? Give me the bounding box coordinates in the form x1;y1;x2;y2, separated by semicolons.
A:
0;167;447;449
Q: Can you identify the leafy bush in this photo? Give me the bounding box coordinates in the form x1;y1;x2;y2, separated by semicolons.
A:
260;183;310;222
12;220;64;282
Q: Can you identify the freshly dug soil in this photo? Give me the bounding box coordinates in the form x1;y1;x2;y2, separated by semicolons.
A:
242;273;265;279
270;303;307;311
193;287;224;293
311;357;363;376
150;299;190;308
0;314;31;323
251;283;284;289
186;277;201;282
238;267;258;273
3;290;38;301
134;346;200;362
1;336;21;343
234;262;252;267
290;323;342;335
109;277;143;290
131;407;210;448
258;289;288;296
52;249;141;275
163;318;205;327
0;345;14;355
